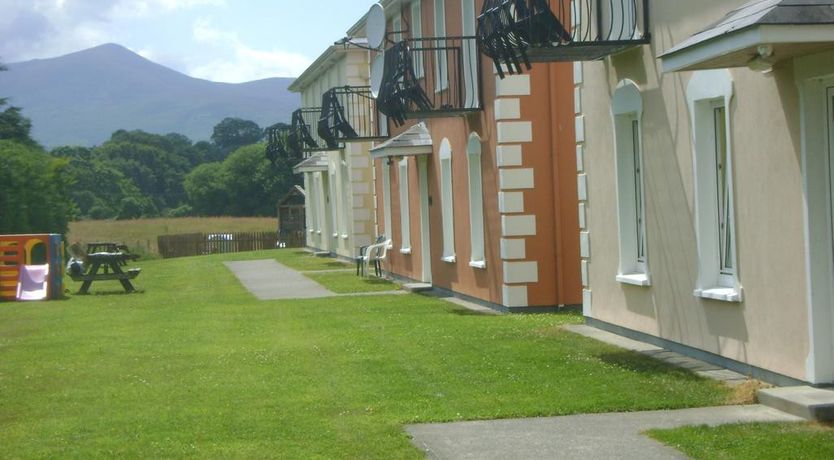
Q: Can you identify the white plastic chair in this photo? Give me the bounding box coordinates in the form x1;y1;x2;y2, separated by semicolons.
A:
16;264;50;301
362;239;391;277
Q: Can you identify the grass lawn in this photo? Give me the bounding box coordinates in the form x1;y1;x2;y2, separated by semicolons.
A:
0;249;732;457
646;422;834;459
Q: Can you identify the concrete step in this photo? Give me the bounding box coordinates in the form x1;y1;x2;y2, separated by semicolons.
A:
402;282;432;293
757;386;834;421
313;251;331;257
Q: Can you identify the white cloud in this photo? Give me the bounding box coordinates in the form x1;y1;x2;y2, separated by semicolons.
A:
189;18;311;82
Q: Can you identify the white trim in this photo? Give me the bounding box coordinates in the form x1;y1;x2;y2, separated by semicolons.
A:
398;158;412;253
498;191;524;213
497;122;533;144
796;52;834;383
612;80;650;284
439;138;456;261
382;161;393;241
503;285;528;307
433;0;448;92
495;74;531;96
687;69;742;301
496;145;523;167
499;168;535;190
494;98;521;120
442;255;457;263
502;215;537;237
504;261;538;284
411;1;424;79
467;133;486;267
418;155;432;283
461;0;479;109
500;238;526;260
662;24;834;73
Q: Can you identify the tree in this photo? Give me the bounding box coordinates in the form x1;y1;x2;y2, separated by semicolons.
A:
0;140;75;234
211;117;262;156
184;162;229;216
0;61;37;146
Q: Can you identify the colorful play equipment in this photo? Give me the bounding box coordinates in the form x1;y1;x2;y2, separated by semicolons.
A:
0;234;64;301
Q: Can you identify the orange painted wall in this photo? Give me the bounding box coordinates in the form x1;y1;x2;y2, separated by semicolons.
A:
373;0;580;308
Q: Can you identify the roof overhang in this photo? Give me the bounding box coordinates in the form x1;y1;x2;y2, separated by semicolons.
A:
289;39;368;92
661;24;834;73
369;122;432;159
292;154;329;174
660;0;834;73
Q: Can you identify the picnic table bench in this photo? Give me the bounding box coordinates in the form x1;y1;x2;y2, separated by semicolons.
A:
69;248;141;294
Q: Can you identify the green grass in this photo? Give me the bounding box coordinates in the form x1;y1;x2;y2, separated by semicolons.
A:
0;249;731;458
305;271;398;294
646;422;834;459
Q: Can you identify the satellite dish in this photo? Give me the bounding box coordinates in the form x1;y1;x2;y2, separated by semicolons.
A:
366;3;387;49
370;54;384;98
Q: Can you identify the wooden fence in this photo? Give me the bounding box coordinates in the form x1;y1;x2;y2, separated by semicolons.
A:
157;231;304;259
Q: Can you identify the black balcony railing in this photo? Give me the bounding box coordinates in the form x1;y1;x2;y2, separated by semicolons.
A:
318;86;389;149
289;108;333;154
478;0;650;77
265;123;292;164
377;36;482;126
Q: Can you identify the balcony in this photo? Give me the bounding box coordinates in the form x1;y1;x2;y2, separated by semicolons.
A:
377;36;482;127
265;108;334;163
478;0;650;77
318;86;389;149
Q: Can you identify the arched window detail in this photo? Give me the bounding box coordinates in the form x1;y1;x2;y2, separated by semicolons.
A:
440;138;456;262
467;133;486;268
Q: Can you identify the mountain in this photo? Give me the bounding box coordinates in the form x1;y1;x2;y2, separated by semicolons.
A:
0;43;299;148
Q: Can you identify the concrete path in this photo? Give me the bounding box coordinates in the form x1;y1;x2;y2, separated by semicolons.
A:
407;405;802;460
224;259;334;299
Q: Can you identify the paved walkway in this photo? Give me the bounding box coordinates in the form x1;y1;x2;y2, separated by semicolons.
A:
407;405;802;459
224;259;334;299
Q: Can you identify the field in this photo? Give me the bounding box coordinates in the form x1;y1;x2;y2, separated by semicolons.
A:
68;217;276;258
0;249;734;458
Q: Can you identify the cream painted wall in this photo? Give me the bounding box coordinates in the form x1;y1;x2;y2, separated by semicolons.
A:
296;47;376;258
581;0;810;380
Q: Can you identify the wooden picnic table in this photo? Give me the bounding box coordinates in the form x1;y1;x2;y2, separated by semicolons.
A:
70;252;141;294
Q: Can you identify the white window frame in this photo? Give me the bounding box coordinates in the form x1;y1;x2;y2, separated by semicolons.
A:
433;0;448;92
612;80;649;286
461;0;478;109
467;133;486;268
439;138;455;262
382;160;393;243
329;158;339;239
411;0;424;79
339;151;350;239
392;15;403;42
687;69;742;302
398;158;412;254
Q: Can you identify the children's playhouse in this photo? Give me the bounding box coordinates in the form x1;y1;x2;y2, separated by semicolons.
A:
0;234;64;300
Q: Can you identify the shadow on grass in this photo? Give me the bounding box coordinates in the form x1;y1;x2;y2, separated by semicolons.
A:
73;289;146;297
598;351;704;380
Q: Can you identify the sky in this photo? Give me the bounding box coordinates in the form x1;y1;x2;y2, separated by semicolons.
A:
0;0;374;83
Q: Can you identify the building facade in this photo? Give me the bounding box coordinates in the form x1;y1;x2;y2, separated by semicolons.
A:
348;0;582;310
578;0;834;385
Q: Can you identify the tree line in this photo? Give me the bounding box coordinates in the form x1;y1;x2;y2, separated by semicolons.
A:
0;60;299;235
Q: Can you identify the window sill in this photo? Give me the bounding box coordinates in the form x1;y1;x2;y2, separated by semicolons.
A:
441;255;456;263
332;233;339;238
469;260;486;269
315;230;322;235
616;273;651;287
340;234;349;240
400;248;412;255
693;286;743;303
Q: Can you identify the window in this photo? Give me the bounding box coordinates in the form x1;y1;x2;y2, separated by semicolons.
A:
439;138;455;262
398;158;412;253
467;133;485;268
392;15;403;42
382;160;393;241
612;80;649;286
687;70;741;302
339;151;350;239
461;0;478;109
433;0;448;92
411;0;424;78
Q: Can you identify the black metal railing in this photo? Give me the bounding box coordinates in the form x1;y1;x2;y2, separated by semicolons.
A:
318;86;389;148
377;36;482;126
265;122;292;163
289;108;333;154
478;0;650;77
